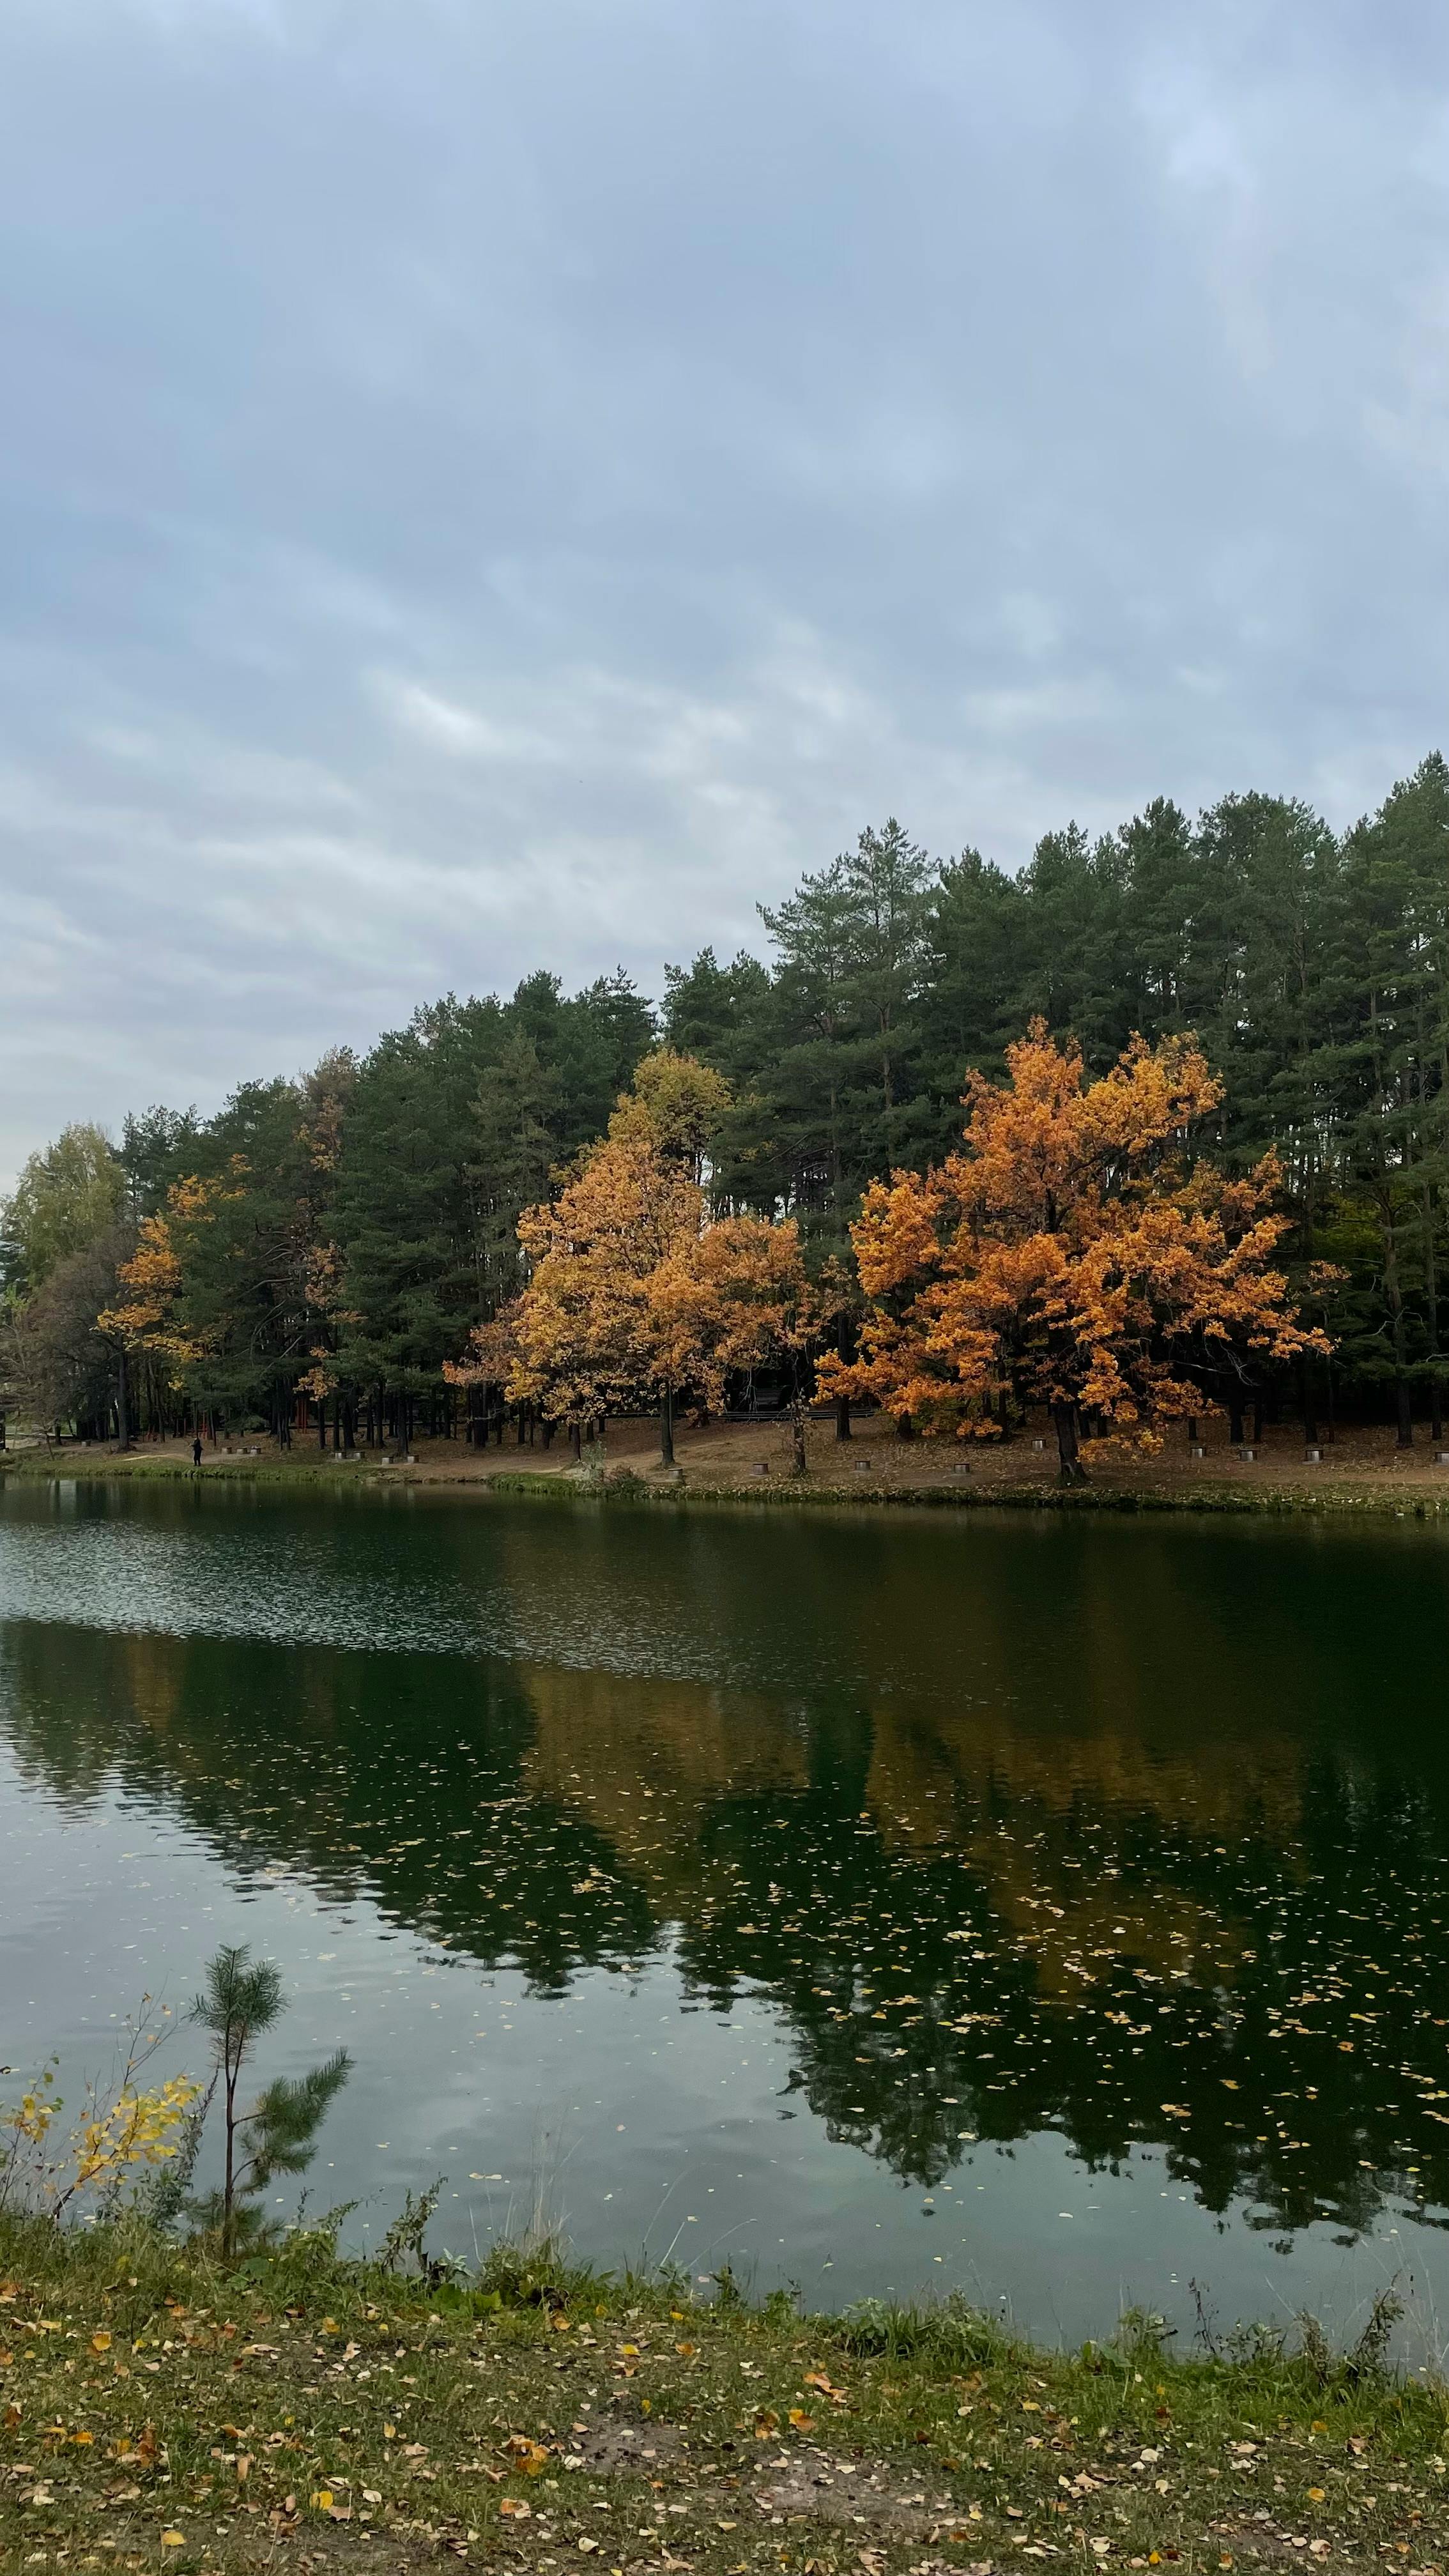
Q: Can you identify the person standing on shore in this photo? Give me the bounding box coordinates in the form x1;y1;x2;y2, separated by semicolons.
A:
192;1434;203;1469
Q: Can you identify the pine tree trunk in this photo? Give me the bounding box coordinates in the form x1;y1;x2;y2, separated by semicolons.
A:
1228;1392;1245;1446
660;1384;675;1468
116;1346;130;1453
1384;1214;1414;1446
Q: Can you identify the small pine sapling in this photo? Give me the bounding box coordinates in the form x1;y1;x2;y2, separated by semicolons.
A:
190;1943;351;2257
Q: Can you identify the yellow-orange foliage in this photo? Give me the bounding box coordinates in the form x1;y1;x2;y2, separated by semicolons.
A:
819;1020;1327;1473
446;1054;835;1443
97;1167;245;1376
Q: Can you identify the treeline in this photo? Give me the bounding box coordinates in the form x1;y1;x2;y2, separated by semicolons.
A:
4;753;1449;1446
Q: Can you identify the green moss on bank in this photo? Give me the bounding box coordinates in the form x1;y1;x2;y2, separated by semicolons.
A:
1;2219;1445;2575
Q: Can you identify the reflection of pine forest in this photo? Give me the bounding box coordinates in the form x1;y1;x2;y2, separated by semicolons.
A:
6;1494;1449;2244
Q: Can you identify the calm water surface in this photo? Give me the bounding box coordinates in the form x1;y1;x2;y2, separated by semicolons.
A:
3;1477;1448;2347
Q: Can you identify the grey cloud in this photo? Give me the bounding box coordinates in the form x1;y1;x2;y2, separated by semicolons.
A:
1;0;1448;1183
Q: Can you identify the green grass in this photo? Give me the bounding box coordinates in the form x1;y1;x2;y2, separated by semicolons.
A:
6;1445;1449;1522
3;2217;1448;2574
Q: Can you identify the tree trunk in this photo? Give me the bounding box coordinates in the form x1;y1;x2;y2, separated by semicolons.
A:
790;1402;808;1476
894;1410;914;1440
660;1384;675;1468
1052;1399;1087;1485
1301;1356;1318;1446
116;1346;130;1453
1251;1393;1264;1446
1227;1392;1245;1446
1381;1197;1414;1446
569;1422;581;1462
834;1312;855;1439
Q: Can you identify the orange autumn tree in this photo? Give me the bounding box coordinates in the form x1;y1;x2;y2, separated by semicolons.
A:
449;1052;847;1468
96;1168;244;1448
820;1020;1328;1482
448;1051;733;1464
650;1217;849;1474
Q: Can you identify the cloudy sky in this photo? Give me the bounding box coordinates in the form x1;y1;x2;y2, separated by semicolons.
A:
2;0;1446;1186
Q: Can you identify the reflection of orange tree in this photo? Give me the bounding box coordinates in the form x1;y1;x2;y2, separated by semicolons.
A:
822;1022;1331;1482
3;1613;1444;2232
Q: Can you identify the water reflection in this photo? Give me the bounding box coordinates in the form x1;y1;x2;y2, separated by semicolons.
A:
4;1480;1449;2262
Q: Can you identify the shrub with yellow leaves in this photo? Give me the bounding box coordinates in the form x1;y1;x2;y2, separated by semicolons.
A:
0;2007;203;2225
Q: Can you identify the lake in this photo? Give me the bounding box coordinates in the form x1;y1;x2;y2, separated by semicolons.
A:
3;1475;1447;2350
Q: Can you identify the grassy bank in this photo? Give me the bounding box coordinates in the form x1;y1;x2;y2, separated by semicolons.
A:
6;1440;1449;1525
485;1471;1449;1523
1;2220;1446;2576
